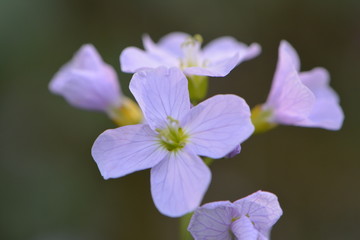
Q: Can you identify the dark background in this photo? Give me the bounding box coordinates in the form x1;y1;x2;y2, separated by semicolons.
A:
1;0;359;239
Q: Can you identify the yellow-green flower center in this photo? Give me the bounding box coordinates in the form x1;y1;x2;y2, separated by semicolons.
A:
180;34;204;68
156;117;189;152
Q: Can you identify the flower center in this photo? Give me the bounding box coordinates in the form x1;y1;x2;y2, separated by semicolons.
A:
180;34;203;68
156;117;189;152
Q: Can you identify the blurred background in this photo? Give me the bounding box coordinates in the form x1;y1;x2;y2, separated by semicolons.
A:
1;0;359;239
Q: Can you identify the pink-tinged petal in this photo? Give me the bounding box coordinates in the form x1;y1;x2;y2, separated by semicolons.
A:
157;32;190;58
49;44;122;111
300;68;335;99
130;67;191;130
231;216;259;240
150;149;211;217
225;145;241;159
185;39;261;77
265;42;316;124
120;47;167;73
188;201;238;240
203;37;261;63
183;54;240;77
297;67;344;130
142;34;179;66
234;191;283;239
91;124;167;180
183;95;254;159
280;40;300;71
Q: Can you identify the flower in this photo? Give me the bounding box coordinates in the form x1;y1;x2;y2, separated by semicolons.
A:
254;41;344;131
49;44;143;126
120;32;261;77
49;44;122;112
91;67;254;217
188;191;283;240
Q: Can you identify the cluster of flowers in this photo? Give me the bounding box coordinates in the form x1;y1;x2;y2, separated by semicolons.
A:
49;32;344;239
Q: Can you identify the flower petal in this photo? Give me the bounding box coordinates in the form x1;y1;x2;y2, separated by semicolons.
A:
49;44;122;111
188;201;238;240
203;37;261;63
120;47;166;73
142;34;180;66
233;191;283;239
150;148;211;217
157;32;190;58
297;67;344;130
91;124;167;180
183;54;240;77
130;67;191;130
231;216;259;240
183;95;254;159
279;40;300;71
265;42;316;124
184;39;261;77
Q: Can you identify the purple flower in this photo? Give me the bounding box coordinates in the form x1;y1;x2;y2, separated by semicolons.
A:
261;41;344;130
120;32;261;77
49;44;122;112
188;191;283;240
91;67;254;217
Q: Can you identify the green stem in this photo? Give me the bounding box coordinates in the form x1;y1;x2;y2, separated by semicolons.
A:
179;212;194;240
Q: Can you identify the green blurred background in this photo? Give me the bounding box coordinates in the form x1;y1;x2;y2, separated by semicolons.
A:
1;0;359;239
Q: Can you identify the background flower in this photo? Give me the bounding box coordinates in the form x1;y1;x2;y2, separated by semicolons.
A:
120;32;261;77
49;44;122;112
262;41;344;130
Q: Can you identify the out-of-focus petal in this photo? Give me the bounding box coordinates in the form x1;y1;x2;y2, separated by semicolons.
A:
184;39;261;77
150;148;211;217
225;145;241;158
184;54;240;77
120;47;166;73
130;67;190;130
92;124;167;180
157;32;190;57
234;191;283;239
188;201;238;240
184;95;254;159
297;67;344;130
300;67;339;101
142;34;179;66
49;44;121;111
231;216;259;240
266;42;316;124
203;37;261;63
280;40;300;71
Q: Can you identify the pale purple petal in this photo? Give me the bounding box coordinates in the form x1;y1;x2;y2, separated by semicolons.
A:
91;124;167;180
280;40;300;71
300;67;339;101
183;95;254;159
203;37;261;63
129;67;191;130
183;54;240;77
157;32;190;57
142;34;180;66
231;216;259;240
120;47;168;73
297;67;344;130
225;145;241;158
184;39;261;77
49;44;122;111
188;201;238;240
150;148;211;217
265;41;316;124
234;191;283;239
